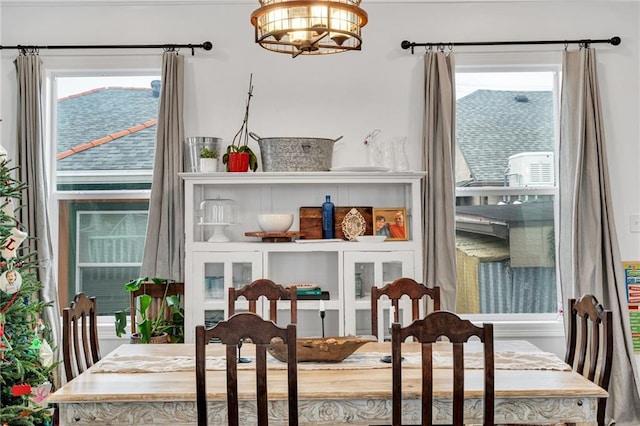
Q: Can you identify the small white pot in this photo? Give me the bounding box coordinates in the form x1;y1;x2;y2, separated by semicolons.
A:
199;158;218;173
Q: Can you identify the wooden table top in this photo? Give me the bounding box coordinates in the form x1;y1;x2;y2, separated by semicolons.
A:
49;340;607;404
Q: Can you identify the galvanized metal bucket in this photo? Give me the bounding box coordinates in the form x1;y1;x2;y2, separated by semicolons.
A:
250;132;342;172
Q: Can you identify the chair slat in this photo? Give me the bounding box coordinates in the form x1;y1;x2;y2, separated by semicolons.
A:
228;279;297;323
371;277;440;340
62;293;101;383
564;294;613;426
129;282;184;334
195;312;298;426
391;310;494;426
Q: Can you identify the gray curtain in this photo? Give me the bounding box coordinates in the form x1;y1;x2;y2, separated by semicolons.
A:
422;51;457;310
559;47;640;425
141;51;185;282
14;53;61;383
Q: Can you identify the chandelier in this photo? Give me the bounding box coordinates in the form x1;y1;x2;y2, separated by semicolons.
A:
251;0;368;58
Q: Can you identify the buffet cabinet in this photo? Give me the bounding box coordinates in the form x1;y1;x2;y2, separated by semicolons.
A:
181;172;425;343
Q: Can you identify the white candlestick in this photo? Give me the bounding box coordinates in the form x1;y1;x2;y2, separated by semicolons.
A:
389;305;395;326
319;299;325;313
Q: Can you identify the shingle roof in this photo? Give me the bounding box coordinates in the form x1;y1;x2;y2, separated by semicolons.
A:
456;90;554;185
56;87;159;171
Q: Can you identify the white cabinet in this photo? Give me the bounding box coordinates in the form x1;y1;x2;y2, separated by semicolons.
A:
188;251;262;342
343;250;415;340
181;172;425;343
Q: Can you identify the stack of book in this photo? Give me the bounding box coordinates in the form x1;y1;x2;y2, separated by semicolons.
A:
285;284;330;300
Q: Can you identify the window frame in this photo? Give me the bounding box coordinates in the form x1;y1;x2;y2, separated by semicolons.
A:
454;60;562;325
46;66;160;325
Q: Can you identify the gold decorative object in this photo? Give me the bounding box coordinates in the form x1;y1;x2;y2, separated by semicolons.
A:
251;0;368;58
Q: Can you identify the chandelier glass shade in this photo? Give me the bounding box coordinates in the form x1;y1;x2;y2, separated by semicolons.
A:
251;0;368;58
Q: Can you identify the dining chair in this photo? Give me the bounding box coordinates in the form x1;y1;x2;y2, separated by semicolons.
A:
371;277;440;339
228;278;297;323
564;293;613;426
62;292;101;383
391;310;494;426
129;281;184;335
195;312;298;426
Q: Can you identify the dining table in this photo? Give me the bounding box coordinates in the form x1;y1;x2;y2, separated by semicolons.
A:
49;339;607;425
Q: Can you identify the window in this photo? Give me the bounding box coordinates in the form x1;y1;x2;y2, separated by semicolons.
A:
454;70;560;321
51;73;160;315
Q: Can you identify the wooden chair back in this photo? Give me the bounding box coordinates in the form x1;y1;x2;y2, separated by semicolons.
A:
129;282;184;334
62;292;101;382
391;310;494;426
371;277;440;339
228;279;297;323
564;294;613;426
195;312;298;426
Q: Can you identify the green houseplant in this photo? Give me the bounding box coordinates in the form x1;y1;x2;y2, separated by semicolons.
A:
222;74;258;172
114;277;184;344
199;146;219;159
199;146;219;173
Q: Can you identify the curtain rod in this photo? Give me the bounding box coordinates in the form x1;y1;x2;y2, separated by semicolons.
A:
0;41;213;56
401;36;621;54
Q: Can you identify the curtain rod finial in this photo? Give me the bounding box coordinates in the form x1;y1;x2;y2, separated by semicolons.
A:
611;36;621;46
203;41;213;51
401;40;412;50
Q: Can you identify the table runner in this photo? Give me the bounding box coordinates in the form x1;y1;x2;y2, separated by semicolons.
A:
91;349;569;374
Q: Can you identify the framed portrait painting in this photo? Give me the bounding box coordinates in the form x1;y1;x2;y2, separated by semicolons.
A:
373;208;408;241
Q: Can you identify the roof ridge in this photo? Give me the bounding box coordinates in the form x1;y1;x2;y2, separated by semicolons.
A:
57;119;157;160
58;86;152;102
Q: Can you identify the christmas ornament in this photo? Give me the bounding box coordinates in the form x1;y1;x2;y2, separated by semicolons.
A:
1;227;28;260
34;317;45;331
11;384;31;397
29;336;41;351
29;381;52;407
39;339;54;367
0;268;22;295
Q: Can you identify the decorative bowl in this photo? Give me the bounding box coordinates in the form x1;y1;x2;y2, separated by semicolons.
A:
257;213;294;233
268;335;376;363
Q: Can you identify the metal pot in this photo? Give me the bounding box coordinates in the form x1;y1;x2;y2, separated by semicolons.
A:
250;132;343;172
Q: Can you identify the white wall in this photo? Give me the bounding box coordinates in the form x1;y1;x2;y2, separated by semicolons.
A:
1;1;639;357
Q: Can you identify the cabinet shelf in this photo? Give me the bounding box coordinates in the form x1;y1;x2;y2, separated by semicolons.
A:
182;172;425;342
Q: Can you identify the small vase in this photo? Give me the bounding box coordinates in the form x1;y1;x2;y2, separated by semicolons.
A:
199;158;218;173
227;153;249;172
393;137;410;172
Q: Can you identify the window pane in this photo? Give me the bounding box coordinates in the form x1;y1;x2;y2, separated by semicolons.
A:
56;75;160;191
455;71;558;316
78;211;148;264
53;73;158;316
79;266;141;315
61;201;149;315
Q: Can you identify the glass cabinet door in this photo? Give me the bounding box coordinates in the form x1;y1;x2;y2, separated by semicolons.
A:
185;251;262;343
343;251;414;339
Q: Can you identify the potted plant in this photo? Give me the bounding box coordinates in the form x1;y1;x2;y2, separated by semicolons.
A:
199;146;219;173
222;74;258;172
114;277;184;344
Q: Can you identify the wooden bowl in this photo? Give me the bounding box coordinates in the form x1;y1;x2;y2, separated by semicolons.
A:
268;335;376;363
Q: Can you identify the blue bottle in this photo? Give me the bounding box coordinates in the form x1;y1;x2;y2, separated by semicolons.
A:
322;195;335;239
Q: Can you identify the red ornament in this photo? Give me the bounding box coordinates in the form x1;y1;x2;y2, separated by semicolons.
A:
11;383;31;397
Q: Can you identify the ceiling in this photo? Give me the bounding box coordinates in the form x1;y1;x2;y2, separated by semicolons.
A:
3;0;635;6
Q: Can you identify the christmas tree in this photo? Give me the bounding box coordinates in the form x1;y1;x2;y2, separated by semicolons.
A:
0;147;56;426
